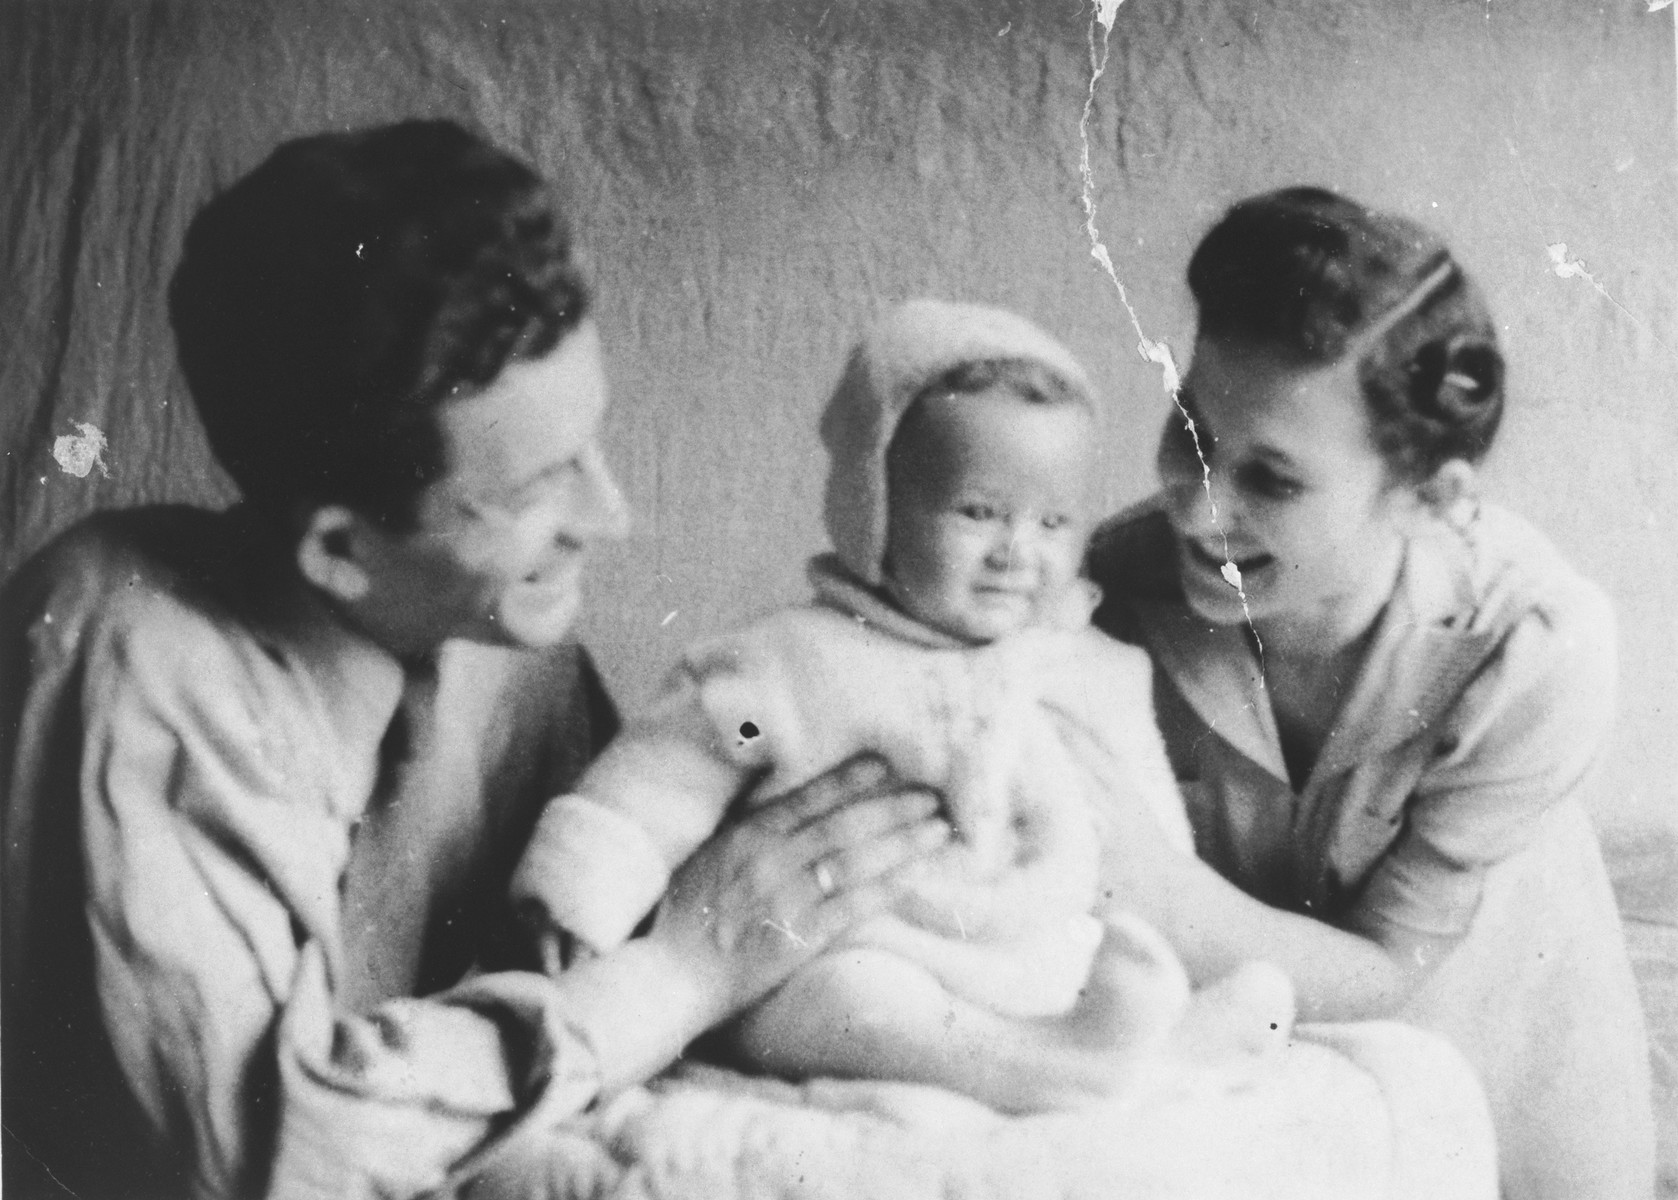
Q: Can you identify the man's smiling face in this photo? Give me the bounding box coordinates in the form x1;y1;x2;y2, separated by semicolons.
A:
351;322;630;653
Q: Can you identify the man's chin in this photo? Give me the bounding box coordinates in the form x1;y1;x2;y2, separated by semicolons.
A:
490;589;584;648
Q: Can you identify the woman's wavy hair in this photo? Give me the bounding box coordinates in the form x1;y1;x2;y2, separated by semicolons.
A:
170;119;589;526
1188;187;1504;483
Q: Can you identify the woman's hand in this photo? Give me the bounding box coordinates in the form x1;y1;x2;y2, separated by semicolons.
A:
650;753;950;1029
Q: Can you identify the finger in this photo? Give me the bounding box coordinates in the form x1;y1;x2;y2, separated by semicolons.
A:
800;817;951;920
799;859;929;949
789;786;944;860
753;753;892;836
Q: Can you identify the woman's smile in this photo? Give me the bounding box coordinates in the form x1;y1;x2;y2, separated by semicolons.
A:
1179;535;1274;579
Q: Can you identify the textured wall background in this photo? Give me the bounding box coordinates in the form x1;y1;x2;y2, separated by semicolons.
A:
1;0;1673;863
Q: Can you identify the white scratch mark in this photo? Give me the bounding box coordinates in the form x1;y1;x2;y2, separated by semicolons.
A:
1078;1;1263;666
997;21;1011;36
1078;0;1174;396
1647;0;1671;13
1495;125;1674;362
660;610;678;626
953;907;967;940
1545;242;1673;357
763;918;807;947
2;1128;79;1197
51;421;111;479
1545;242;1592;281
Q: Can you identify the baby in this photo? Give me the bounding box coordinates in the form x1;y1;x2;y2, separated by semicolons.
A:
512;300;1246;1111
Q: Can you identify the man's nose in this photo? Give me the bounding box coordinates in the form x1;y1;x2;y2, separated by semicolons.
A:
574;445;631;540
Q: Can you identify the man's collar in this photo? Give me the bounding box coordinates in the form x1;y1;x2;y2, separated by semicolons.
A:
225;506;407;756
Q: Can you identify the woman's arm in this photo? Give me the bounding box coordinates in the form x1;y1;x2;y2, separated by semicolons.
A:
1102;838;1460;1022
1070;720;1460;1023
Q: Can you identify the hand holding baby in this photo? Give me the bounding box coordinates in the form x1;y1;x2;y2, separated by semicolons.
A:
650;753;951;1027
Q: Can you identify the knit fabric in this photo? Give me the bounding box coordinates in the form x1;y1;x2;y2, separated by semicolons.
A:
819;299;1096;587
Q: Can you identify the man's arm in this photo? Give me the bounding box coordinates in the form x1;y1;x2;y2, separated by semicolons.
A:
74;611;359;1197
266;758;950;1197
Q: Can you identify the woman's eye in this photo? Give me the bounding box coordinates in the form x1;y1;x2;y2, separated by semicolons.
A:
957;503;999;522
1040;513;1070;531
1235;463;1303;500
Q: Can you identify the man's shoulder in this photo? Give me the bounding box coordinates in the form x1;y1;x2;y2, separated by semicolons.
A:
9;504;238;601
3;506;279;686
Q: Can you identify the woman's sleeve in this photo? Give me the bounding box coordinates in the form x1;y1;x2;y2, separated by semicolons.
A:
1351;580;1617;940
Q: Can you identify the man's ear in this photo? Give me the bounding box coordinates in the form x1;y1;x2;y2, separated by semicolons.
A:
1415;459;1480;529
296;505;373;602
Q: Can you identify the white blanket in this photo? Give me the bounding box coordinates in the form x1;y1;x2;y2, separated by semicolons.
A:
268;951;1496;1200
475;1026;1492;1200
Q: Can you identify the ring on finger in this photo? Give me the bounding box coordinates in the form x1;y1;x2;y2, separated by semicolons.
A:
812;858;838;899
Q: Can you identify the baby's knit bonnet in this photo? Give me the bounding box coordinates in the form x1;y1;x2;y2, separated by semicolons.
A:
819;298;1096;587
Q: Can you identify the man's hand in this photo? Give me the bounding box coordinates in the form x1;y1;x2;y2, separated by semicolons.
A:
652;754;951;1024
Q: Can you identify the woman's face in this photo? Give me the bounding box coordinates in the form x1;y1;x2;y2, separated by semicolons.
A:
1155;336;1420;639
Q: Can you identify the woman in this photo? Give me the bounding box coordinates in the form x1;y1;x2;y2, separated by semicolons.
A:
1086;187;1654;1199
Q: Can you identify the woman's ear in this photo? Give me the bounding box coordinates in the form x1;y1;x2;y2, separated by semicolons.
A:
1416;459;1480;530
296;505;373;602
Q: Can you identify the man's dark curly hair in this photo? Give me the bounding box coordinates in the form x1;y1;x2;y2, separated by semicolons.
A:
170;119;590;525
1188;187;1504;483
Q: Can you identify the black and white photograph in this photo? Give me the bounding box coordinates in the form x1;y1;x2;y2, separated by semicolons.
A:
2;2;1674;1197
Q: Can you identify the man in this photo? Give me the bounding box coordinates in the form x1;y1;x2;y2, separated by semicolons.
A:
1;119;638;1198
